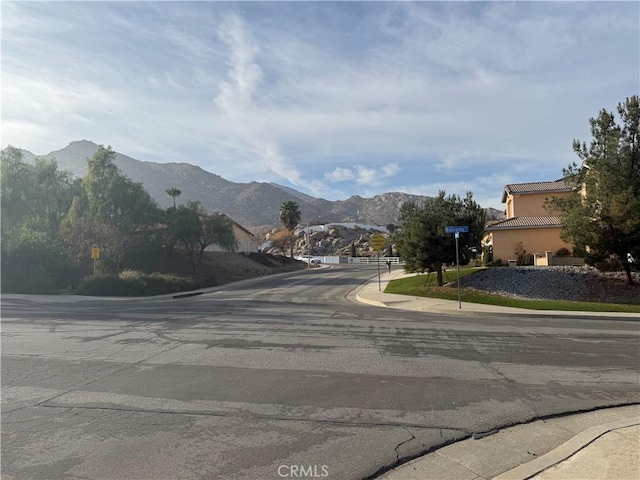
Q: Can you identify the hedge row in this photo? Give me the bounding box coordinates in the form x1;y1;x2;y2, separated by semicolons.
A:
75;270;217;296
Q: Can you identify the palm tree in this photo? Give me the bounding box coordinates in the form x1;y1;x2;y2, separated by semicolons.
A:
279;200;301;232
279;200;301;257
166;187;182;209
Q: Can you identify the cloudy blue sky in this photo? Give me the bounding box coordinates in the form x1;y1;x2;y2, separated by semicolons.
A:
2;1;638;208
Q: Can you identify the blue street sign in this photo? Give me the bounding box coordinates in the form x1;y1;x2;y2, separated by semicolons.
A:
445;225;469;234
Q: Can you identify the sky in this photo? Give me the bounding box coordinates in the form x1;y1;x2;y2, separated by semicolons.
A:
2;1;638;209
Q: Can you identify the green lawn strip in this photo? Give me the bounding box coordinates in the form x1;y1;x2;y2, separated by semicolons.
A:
385;267;483;293
385;274;640;313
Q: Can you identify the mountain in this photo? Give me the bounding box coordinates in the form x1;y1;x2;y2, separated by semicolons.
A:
10;141;502;227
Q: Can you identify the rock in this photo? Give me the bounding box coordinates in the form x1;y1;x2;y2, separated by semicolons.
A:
459;266;640;304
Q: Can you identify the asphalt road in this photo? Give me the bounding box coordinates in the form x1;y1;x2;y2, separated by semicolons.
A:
2;265;639;480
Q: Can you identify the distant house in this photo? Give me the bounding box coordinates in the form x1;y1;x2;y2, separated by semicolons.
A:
484;180;574;263
205;216;258;253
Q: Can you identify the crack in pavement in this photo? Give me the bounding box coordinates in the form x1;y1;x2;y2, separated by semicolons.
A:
394;426;417;463
38;402;473;433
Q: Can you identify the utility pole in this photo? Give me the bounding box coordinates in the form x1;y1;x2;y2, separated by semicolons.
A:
455;231;461;309
307;220;310;270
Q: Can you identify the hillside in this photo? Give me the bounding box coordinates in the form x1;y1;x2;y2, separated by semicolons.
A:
11;141;504;228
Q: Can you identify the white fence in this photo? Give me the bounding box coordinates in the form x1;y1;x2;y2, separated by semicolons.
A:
295;256;404;265
348;257;404;265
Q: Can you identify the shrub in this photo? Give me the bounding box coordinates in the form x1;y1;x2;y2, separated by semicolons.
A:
555;247;572;257
521;253;534;266
75;272;217;296
75;275;146;296
482;245;493;266
595;258;622;272
9;277;59;295
119;269;145;281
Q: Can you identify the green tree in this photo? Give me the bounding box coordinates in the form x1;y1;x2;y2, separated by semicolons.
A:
279;200;301;257
1;147;82;292
279;200;301;231
62;145;162;272
166;187;182;209
166;201;237;275
395;191;485;286
386;243;393;257
1;147;79;250
546;96;640;285
350;242;357;258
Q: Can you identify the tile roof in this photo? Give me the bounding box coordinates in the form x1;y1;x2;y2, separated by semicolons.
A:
501;179;572;202
485;216;564;230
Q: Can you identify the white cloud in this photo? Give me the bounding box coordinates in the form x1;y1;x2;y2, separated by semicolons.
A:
325;167;355;183
382;163;399;177
355;166;378;185
325;163;400;186
1;2;637;205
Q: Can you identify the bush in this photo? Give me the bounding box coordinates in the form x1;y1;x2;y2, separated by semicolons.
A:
521;253;534;266
75;272;217;296
514;242;534;266
119;269;145;281
1;247;88;294
8;276;59;295
75;275;146;296
482;245;493;266
555;247;572;257
595;258;622;272
489;258;504;267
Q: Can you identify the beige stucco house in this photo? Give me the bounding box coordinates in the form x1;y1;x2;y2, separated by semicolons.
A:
205;216;258;253
484;180;574;263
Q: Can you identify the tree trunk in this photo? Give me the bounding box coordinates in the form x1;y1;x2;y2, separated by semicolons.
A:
196;247;206;275
436;268;443;286
622;260;634;285
190;255;198;276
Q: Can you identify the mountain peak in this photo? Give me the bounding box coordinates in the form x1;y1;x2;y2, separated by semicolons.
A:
69;139;98;146
6;141;442;228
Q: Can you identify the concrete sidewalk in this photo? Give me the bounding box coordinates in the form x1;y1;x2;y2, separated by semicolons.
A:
378;406;640;480
353;269;640;479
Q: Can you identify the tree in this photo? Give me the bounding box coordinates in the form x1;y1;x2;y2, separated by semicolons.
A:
279;200;301;257
166;187;182;209
546;96;640;285
279;200;301;231
386;243;393;257
1;147;79;251
350;242;357;258
1;147;82;292
269;229;295;257
166;201;237;275
395;191;485;286
62;145;162;272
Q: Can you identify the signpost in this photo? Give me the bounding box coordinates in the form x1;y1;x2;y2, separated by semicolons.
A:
444;226;468;309
91;245;100;275
369;232;387;291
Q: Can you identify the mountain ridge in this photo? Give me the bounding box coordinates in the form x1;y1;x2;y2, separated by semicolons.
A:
9;141;504;228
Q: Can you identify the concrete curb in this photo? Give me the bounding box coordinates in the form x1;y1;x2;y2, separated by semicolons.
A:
493;417;640;480
2;265;326;304
355;292;388;308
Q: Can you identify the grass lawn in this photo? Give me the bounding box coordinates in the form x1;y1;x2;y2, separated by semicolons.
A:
385;269;640;313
